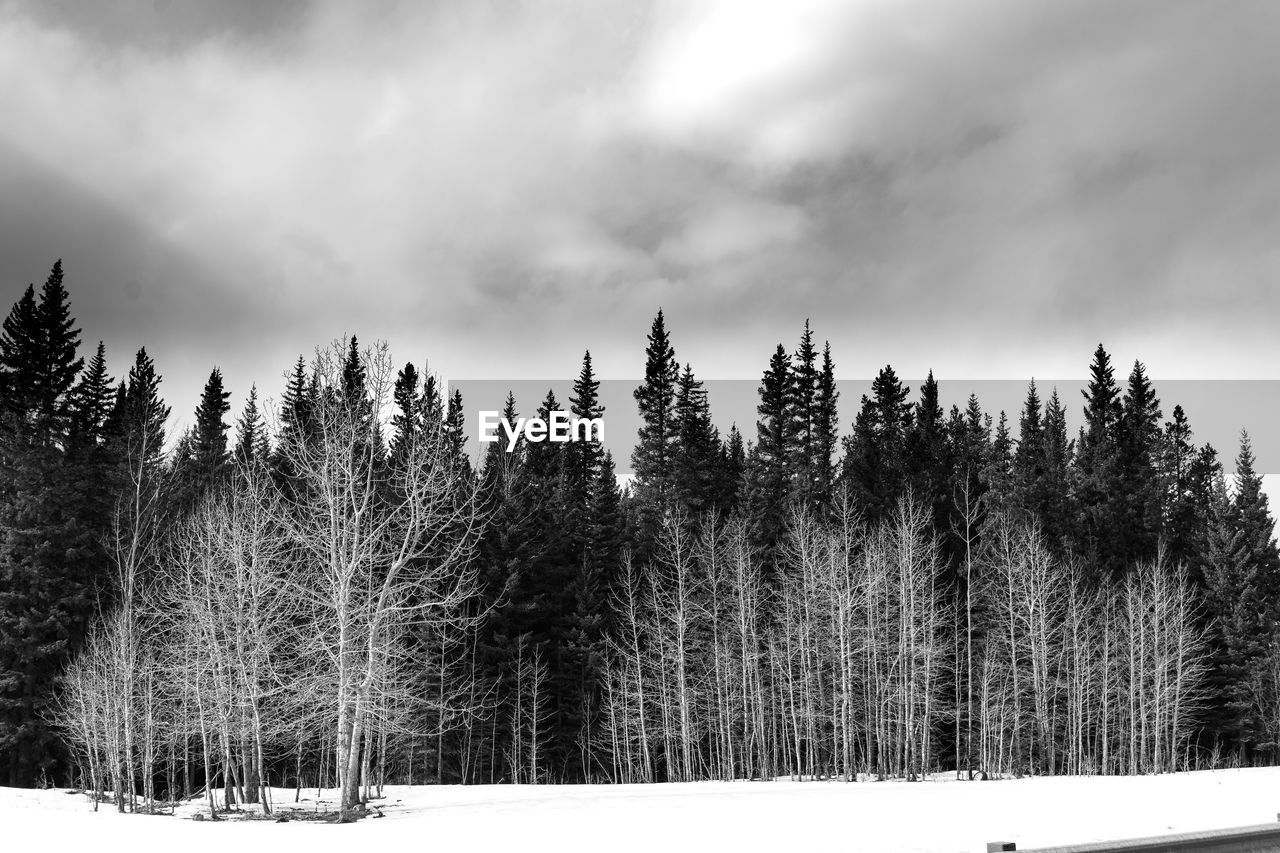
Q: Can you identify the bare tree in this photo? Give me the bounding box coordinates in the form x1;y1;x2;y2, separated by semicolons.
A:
270;340;485;815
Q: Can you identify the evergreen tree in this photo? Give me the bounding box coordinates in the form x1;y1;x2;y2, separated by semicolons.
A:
0;262;89;785
185;367;232;490
1232;433;1280;610
0;285;38;424
1117;360;1163;570
422;372;444;435
812;342;840;505
982;411;1015;516
1038;388;1073;548
568;351;604;483
445;388;470;477
717;424;747;512
390;362;423;458
1160;405;1200;570
672;363;720;516
790;321;818;499
1074;344;1126;579
279;356;313;447
906;370;952;538
67;343;113;457
745;344;795;565
114;348;170;472
631;310;679;507
1202;433;1280;756
840;365;913;524
566;351;606;518
1014;379;1044;504
234;384;270;468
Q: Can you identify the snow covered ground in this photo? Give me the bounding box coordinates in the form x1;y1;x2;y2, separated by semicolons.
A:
5;768;1280;853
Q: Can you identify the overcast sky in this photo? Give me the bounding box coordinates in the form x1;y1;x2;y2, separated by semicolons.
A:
2;0;1279;464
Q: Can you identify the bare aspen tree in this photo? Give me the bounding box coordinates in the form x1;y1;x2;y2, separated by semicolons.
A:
271;340;485;815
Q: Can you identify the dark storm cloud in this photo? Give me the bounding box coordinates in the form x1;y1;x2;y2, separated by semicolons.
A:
5;0;312;51
1;0;1278;477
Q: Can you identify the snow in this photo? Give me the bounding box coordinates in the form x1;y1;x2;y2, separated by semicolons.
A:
5;769;1280;853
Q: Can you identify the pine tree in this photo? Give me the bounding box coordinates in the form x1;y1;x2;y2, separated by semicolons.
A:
982;410;1015;516
1074;344;1126;580
745;344;795;566
67;343;113;457
0;285;39;425
1117;360;1163;570
444;388;469;475
1233;432;1280;611
563;451;623;781
341;335;366;406
840;364;913;524
279;356;313;448
812;342;839;505
0;262;89;785
422;372;444;436
906;370;952;537
1201;433;1280;756
790;321;818;499
632;311;679;506
390;361;423;458
234;384;270;468
1202;465;1253;754
631;311;680;561
1014;379;1044;501
114;348;170;472
717;424;747;512
186;367;232;489
566;351;606;518
1038;388;1073;549
1160;405;1199;570
672;363;720;516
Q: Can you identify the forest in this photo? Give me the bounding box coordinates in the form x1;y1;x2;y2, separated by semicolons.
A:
1;261;1278;819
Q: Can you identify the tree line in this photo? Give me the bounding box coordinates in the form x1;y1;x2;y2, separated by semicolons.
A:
1;262;1277;816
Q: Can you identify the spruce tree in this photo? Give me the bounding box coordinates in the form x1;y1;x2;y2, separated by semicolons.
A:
631;311;679;559
0;262;89;784
0;285;38;423
906;370;952;538
717;424;747;512
812;342;839;506
983;411;1015;516
632;310;679;505
188;367;232;488
672;363;720;516
67;343;113;456
1075;344;1126;580
390;361;423;458
840;364;913;524
1038;388;1073;548
1160;405;1199;570
444;388;469;475
1117;360;1163;570
745;344;795;566
1201;433;1280;756
234;384;270;468
790;321;818;499
114;348;171;472
566;351;605;517
1232;432;1280;610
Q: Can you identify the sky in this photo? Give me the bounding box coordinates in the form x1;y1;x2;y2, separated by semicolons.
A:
1;0;1278;482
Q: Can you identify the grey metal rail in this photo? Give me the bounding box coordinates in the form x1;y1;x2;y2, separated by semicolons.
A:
986;820;1280;852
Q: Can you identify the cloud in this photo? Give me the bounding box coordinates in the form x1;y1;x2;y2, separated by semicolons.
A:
1;0;1279;454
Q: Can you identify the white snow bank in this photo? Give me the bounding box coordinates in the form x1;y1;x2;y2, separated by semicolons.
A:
5;768;1280;853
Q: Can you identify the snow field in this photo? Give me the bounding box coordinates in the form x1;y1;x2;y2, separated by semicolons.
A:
5;767;1280;853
